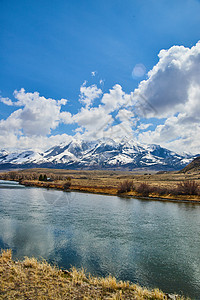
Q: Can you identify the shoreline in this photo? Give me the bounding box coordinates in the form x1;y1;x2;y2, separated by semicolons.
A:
1;167;200;204
0;249;186;299
20;179;200;204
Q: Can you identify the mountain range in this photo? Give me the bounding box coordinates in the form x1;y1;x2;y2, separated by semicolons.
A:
0;138;197;171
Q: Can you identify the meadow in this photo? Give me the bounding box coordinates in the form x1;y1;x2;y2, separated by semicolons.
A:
1;168;200;202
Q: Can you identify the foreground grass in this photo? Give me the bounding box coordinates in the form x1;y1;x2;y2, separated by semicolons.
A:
0;250;186;300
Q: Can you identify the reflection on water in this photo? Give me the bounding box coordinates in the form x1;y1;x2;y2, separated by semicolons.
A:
0;180;25;189
0;182;200;298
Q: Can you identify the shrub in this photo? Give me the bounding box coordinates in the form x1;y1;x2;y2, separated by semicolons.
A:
136;183;152;197
32;173;38;180
176;180;199;195
150;186;170;196
63;181;71;190
8;171;17;180
147;185;182;196
117;180;134;194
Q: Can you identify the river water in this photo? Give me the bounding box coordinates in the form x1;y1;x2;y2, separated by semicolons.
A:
0;180;200;298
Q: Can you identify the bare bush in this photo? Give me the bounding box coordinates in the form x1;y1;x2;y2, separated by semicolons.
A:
8;171;17;180
150;186;170;196
117;180;134;194
176;180;199;195
136;183;152;197
63;181;71;190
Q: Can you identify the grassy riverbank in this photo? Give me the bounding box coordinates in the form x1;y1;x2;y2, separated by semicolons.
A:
1;168;200;203
0;250;186;299
18;179;200;203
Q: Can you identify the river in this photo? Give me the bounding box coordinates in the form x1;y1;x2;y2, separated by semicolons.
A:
0;180;200;298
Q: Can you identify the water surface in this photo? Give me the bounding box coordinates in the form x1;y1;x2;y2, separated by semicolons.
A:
0;181;200;298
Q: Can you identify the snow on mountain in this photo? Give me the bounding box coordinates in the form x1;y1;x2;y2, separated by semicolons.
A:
0;150;44;165
0;138;196;170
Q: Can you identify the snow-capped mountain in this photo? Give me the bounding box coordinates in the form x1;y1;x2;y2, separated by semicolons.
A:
0;138;196;170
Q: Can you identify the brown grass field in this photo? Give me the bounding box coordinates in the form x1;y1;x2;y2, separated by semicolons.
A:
0;249;186;299
1;168;200;202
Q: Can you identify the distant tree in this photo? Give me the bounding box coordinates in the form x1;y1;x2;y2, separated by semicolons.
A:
39;174;43;181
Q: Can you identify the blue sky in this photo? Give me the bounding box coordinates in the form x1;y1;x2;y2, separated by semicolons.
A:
1;0;200;153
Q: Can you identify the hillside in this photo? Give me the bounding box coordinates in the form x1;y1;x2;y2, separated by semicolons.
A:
179;156;200;173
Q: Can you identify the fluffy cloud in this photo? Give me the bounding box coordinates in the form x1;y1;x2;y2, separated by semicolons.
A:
2;84;133;149
1;42;200;153
74;108;112;140
0;133;72;152
11;89;72;136
134;41;200;118
135;41;200;153
79;82;102;108
101;84;134;111
0;96;13;106
0;89;74;150
73;84;136;140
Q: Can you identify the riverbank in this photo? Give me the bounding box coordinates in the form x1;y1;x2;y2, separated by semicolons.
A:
20;179;200;204
0;249;185;299
1;168;200;203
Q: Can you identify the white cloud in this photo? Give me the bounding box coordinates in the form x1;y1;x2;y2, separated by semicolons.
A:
79;82;102;108
0;110;22;134
0;133;73;152
135;41;200;153
101;84;134;111
1;41;200;154
60;111;73;124
134;41;200;118
18;134;73;151
11;89;69;136
0;89;73;150
116;109;134;123
0;132;18;149
137;123;152;130
73;84;137;140
0;96;13;106
73;106;112;139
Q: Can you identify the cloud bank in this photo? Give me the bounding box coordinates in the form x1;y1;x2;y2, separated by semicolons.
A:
135;41;200;153
1;41;200;154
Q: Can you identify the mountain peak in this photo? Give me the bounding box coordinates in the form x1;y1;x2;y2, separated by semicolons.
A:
0;139;196;171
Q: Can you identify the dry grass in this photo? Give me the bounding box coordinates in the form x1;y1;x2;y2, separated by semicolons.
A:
0;249;186;300
1;168;200;201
